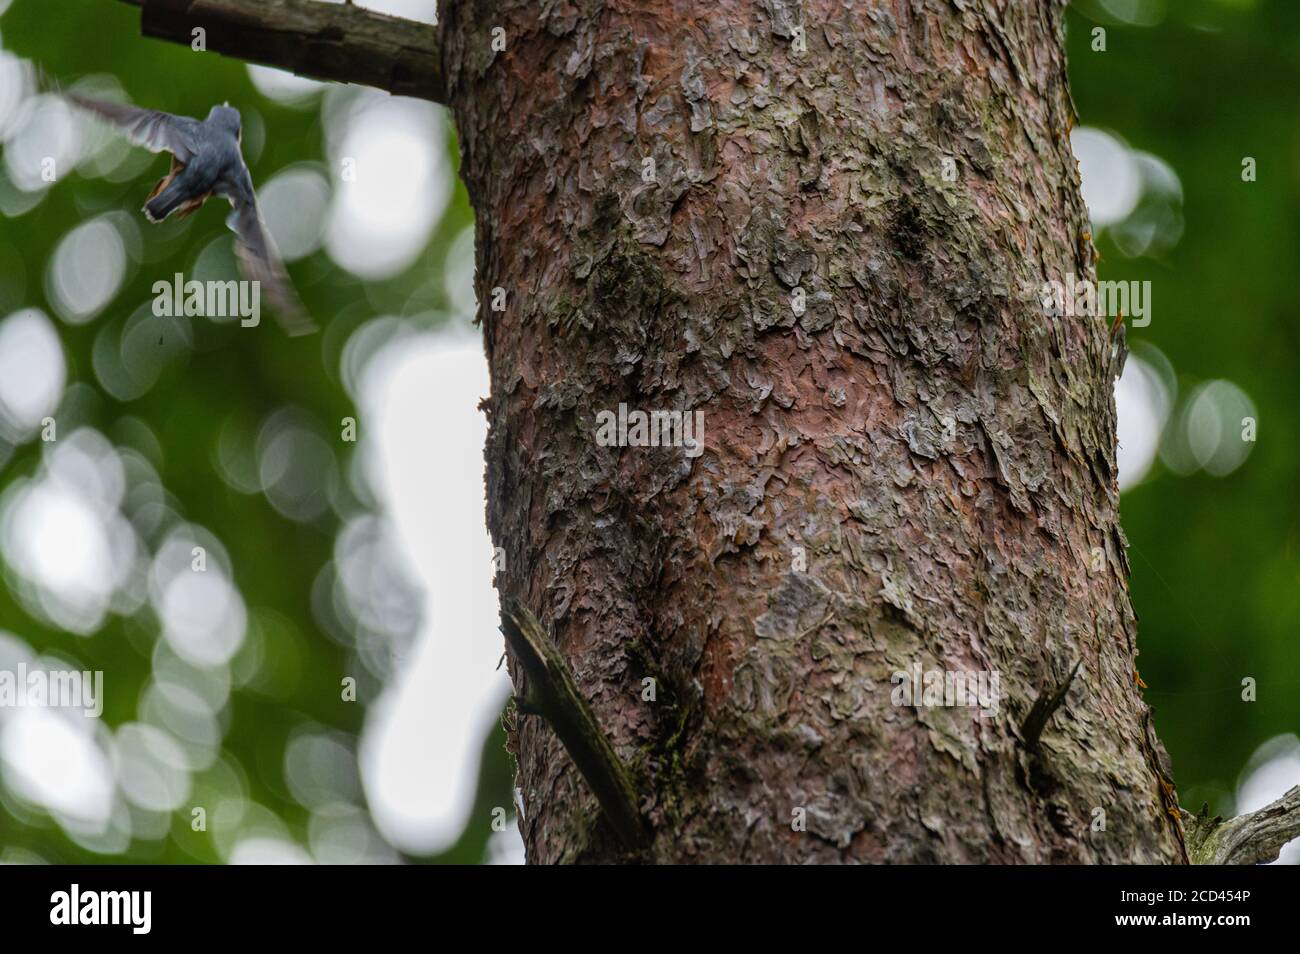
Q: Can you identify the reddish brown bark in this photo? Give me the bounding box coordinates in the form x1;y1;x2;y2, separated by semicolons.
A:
441;0;1186;863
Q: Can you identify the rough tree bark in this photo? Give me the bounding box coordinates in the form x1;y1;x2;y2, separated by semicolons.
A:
440;0;1187;864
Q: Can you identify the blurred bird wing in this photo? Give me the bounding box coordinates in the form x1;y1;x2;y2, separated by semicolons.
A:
66;93;200;163
221;183;317;337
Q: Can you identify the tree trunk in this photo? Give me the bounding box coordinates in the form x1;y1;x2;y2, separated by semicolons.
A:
441;0;1187;864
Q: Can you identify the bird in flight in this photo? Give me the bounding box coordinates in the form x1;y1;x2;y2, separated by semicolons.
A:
67;93;316;336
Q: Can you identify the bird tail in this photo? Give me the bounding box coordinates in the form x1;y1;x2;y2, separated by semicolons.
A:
143;174;190;223
144;159;208;223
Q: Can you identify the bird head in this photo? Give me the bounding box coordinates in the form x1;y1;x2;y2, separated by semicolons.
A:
207;103;242;140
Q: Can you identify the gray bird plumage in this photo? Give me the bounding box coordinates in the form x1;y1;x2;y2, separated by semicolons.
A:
67;94;316;336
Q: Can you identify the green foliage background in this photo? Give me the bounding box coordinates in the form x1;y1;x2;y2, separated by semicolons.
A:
0;0;510;864
1067;0;1300;819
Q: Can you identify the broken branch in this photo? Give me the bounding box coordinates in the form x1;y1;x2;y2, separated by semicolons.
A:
1020;657;1082;751
1182;786;1300;865
117;0;444;102
500;599;650;851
